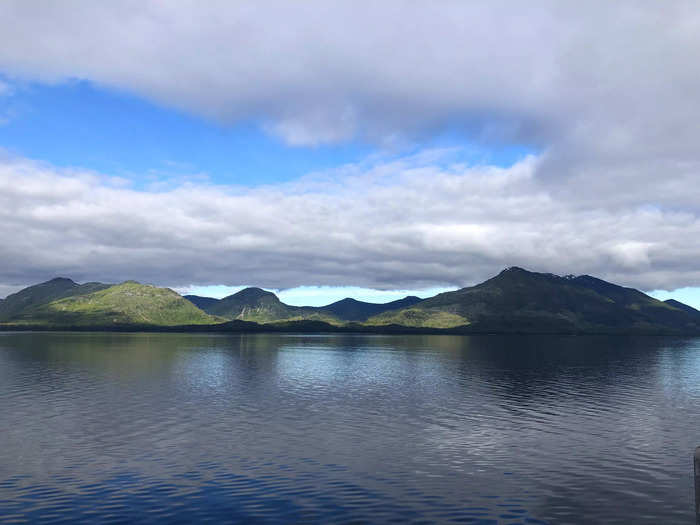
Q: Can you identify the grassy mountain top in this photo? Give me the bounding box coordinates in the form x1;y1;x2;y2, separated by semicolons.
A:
0;277;110;323
5;281;218;327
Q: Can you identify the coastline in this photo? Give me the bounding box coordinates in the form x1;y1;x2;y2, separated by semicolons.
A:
2;321;698;337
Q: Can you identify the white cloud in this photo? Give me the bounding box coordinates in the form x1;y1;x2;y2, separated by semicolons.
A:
1;2;700;293
606;241;654;270
2;151;700;293
0;1;698;158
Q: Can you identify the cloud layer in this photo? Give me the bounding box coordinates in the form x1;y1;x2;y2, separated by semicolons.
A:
2;150;700;294
1;1;699;153
0;2;700;293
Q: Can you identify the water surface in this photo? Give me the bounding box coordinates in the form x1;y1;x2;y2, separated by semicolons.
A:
1;332;699;523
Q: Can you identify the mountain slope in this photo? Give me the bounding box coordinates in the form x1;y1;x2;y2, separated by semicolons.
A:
197;287;340;324
203;288;297;322
183;295;220;310
310;296;423;322
4;270;700;333
189;288;424;323
0;277;110;323
664;299;700;317
366;307;469;328
7;281;219;326
368;267;700;333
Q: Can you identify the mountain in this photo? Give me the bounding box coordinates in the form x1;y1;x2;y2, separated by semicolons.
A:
4;269;700;333
368;267;700;333
187;288;423;324
0;277;110;323
194;287;340;324
183;295;220;310
664;298;700;317
204;287;293;321
1;280;218;326
310;296;423;322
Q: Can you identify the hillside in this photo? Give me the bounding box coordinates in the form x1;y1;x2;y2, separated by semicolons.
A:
309;296;423;322
192;287;341;324
664;299;700;317
3;281;219;327
368;267;700;333
187;287;424;324
3;269;700;333
204;287;298;321
183;295;220;310
0;277;110;323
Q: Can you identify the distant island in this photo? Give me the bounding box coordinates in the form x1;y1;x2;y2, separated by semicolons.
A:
1;267;699;335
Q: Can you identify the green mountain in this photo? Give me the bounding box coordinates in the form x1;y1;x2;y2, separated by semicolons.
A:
1;280;218;327
205;287;295;321
368;267;700;333
186;288;423;324
3;269;700;333
193;287;341;324
0;277;110;323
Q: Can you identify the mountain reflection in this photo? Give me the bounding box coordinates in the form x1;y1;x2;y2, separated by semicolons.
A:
0;332;698;523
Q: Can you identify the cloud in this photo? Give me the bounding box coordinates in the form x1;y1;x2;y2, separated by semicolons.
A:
0;1;698;157
1;2;700;293
2;150;700;293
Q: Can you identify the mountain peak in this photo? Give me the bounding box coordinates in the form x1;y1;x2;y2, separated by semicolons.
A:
664;298;700;315
45;277;76;285
228;287;277;300
501;266;529;274
489;266;553;284
331;297;361;305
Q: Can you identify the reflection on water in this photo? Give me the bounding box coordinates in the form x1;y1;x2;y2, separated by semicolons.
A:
1;332;699;523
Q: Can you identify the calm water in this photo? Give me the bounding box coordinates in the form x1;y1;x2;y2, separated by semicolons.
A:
1;332;699;524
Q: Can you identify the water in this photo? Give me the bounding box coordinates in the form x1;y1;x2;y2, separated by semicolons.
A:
1;332;699;523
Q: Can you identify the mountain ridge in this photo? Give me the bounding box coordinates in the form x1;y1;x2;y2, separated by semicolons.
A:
368;266;697;333
0;279;217;326
187;287;422;324
2;268;699;334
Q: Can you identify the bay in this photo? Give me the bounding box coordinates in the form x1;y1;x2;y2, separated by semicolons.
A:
1;332;698;523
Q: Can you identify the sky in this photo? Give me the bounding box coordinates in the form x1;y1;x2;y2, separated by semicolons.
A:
1;1;700;307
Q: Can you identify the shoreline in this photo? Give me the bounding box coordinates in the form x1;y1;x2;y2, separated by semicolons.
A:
1;322;698;337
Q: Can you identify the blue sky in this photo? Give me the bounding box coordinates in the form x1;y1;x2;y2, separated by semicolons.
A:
0;78;372;186
182;285;456;307
1;77;699;308
0;78;531;188
1;2;700;308
1;76;699;308
0;77;536;306
648;289;700;311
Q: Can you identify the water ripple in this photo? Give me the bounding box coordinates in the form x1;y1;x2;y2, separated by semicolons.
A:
0;332;698;523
